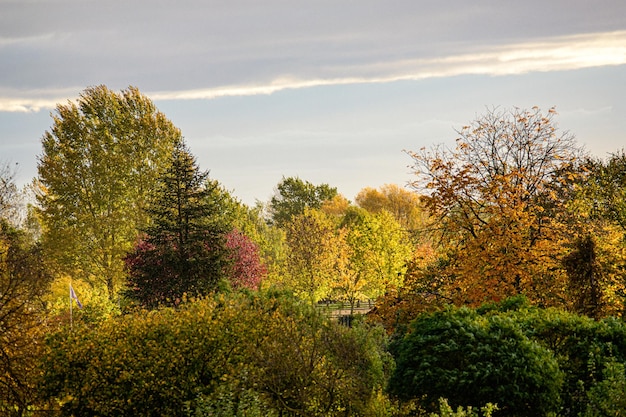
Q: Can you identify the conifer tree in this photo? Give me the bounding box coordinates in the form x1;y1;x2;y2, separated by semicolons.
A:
125;140;230;307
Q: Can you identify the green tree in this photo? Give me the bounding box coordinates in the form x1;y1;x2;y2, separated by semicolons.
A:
37;85;180;299
563;234;605;318
0;220;52;416
342;207;412;301
269;176;337;227
584;150;626;232
125;140;230;308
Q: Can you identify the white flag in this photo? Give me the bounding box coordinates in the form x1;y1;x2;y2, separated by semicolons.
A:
70;284;83;309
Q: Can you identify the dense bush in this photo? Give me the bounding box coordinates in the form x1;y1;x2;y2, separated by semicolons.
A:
389;296;626;417
388;303;563;416
40;291;391;416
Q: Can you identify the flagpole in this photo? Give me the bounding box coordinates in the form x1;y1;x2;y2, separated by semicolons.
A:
69;281;73;330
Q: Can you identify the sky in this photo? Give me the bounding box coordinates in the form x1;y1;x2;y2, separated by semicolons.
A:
1;1;625;205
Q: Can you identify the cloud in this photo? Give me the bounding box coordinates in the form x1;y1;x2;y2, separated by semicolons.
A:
0;30;624;113
137;31;626;100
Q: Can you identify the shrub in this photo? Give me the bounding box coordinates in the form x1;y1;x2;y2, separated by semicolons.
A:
388;304;563;416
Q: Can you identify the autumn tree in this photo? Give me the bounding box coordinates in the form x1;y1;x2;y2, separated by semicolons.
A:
355;184;429;237
0;220;52;415
340;207;412;305
224;228;266;290
284;209;342;303
124;140;230;308
0;162;24;227
569;152;626;315
37;85;180;299
407;106;582;306
269;176;337;227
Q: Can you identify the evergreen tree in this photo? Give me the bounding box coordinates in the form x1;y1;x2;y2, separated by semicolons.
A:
125;140;230;308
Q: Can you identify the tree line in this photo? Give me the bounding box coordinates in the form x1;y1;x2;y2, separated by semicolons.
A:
1;85;626;415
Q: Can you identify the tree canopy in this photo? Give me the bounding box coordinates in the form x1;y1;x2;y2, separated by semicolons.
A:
269;176;338;227
406;106;583;306
37;85;180;299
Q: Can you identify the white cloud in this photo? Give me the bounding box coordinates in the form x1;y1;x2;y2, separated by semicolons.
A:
1;30;624;113
147;31;626;100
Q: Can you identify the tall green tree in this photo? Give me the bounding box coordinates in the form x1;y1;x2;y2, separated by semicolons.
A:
269;176;337;227
584;150;626;232
125;140;230;308
37;85;180;299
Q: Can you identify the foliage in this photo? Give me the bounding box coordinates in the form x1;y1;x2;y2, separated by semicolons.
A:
284;208;343;303
355;184;430;239
563;234;605;318
124;140;230;308
513;306;626;416
269;176;337;227
581;359;626;417
469;296;626;416
37;85;180;298
583;149;626;232
388;302;563;416
429;398;498;417
572;152;626;316
224;228;266;290
0;161;24;226
341;207;413;302
40;291;391;417
225;202;288;291
406;106;583;307
0;220;53;416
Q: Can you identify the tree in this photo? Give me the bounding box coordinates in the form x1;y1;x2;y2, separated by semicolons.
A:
269;176;337;227
355;184;429;236
0;162;24;226
0;220;52;416
567;152;626;316
584;150;626;232
406;106;582;306
124;140;230;308
224;228;266;290
341;208;412;301
284;209;342;303
563;234;605;318
37;85;180;299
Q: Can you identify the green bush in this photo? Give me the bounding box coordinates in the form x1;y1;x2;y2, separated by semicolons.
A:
582;359;626;417
388;304;563;416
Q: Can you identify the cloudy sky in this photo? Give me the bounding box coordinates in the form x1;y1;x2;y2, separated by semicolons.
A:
1;1;625;204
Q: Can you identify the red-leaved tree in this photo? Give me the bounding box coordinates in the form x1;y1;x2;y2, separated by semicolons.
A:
225;229;266;290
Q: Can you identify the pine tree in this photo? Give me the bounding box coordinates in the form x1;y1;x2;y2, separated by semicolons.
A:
125;140;230;307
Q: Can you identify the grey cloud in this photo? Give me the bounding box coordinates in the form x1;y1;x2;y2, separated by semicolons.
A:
1;0;625;104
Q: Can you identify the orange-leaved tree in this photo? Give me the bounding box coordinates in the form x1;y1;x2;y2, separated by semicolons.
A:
406;107;583;307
